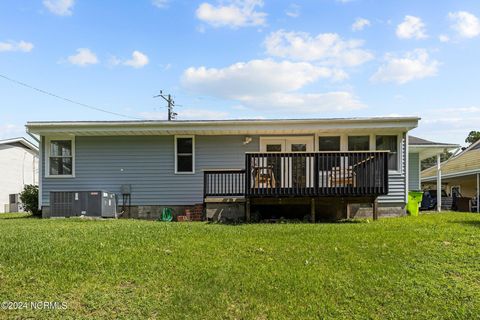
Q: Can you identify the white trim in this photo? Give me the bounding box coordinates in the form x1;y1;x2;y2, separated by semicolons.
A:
38;136;43;209
45;136;76;178
405;132;409;201
259;136;314;152
26;117;420;136
374;133;403;174
0;137;38;151
317;133;342;151
174;135;195;174
422;168;480;181
418;152;421;190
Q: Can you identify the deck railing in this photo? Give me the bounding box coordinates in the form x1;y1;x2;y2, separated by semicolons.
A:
203;169;246;197
204;152;389;198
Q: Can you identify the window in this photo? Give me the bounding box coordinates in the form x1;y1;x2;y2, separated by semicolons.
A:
376;135;398;171
319;136;340;151
348;136;369;151
47;139;74;177
175;136;194;173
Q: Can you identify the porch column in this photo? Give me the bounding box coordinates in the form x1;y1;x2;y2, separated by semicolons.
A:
477;173;479;213
437;153;442;212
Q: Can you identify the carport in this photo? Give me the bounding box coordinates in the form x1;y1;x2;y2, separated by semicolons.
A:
421;139;480;212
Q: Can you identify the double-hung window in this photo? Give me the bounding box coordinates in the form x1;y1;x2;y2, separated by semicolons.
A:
47;138;74;177
376;135;399;171
175;136;195;174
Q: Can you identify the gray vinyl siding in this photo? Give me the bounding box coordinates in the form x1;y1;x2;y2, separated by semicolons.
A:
378;135;407;205
408;152;420;191
41;135;259;206
41;133;408;207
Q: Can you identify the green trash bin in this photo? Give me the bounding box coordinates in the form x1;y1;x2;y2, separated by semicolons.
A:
407;191;423;216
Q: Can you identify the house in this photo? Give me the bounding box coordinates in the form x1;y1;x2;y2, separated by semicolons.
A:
26;117;421;221
421;139;480;212
408;136;460;191
0;137;39;213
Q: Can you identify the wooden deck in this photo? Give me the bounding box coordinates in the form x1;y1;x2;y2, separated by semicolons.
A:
204;151;389;199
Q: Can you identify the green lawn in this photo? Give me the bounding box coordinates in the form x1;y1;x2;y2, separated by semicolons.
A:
0;213;479;319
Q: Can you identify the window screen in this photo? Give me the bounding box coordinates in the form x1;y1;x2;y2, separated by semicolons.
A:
376;135;398;170
348;136;369;151
319;136;340;151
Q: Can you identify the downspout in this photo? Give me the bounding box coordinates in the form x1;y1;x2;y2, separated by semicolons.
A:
477;173;479;213
27;131;42;211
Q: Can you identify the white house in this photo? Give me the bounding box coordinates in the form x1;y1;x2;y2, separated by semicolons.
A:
0;137;39;213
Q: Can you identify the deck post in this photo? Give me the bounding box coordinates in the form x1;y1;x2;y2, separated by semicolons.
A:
311;198;316;223
246;198;251;222
372;198;378;220
437;153;442;212
346;202;351;219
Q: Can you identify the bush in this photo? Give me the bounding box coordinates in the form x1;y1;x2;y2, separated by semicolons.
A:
20;185;40;216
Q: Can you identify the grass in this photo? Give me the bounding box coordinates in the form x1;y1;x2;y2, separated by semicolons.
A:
0;213;479;319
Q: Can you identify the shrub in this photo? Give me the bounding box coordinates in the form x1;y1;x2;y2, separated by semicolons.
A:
20;185;40;216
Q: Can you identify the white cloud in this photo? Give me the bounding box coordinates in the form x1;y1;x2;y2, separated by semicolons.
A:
196;0;266;28
0;40;34;53
264;30;373;67
238;92;365;113
181;59;363;113
182;59;346;98
67;48;98;66
352;18;370;31
415;106;480;145
43;0;74;16
285;4;300;18
123;51;149;68
396;15;427;39
448;11;480;38
152;0;169;9
371;49;439;84
438;34;450;43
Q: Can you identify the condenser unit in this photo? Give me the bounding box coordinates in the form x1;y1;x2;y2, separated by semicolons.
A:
50;191;117;218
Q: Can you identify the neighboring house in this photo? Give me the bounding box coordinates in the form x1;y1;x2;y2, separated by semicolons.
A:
421;139;480;212
27;117;420;220
408;136;460;191
0;137;39;213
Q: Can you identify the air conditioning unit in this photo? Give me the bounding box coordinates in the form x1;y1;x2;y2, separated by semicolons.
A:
50;191;117;218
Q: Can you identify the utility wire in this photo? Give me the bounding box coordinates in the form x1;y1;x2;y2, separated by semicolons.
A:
0;73;142;120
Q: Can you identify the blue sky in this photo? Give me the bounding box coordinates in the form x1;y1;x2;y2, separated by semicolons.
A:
1;0;479;145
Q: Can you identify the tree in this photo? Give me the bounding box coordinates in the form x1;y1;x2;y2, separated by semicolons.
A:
19;184;40;216
421;150;453;171
465;131;480;145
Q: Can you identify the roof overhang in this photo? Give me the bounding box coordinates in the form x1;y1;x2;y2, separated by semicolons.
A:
422;168;480;182
26;117;420;136
409;144;460;161
0;137;38;152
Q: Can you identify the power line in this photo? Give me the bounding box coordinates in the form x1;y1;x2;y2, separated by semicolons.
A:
0;73;142;120
153;90;177;121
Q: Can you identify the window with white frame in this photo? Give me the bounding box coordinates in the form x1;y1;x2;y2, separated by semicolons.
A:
48;139;74;176
376;135;398;171
319;136;341;151
175;136;194;173
348;136;370;151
